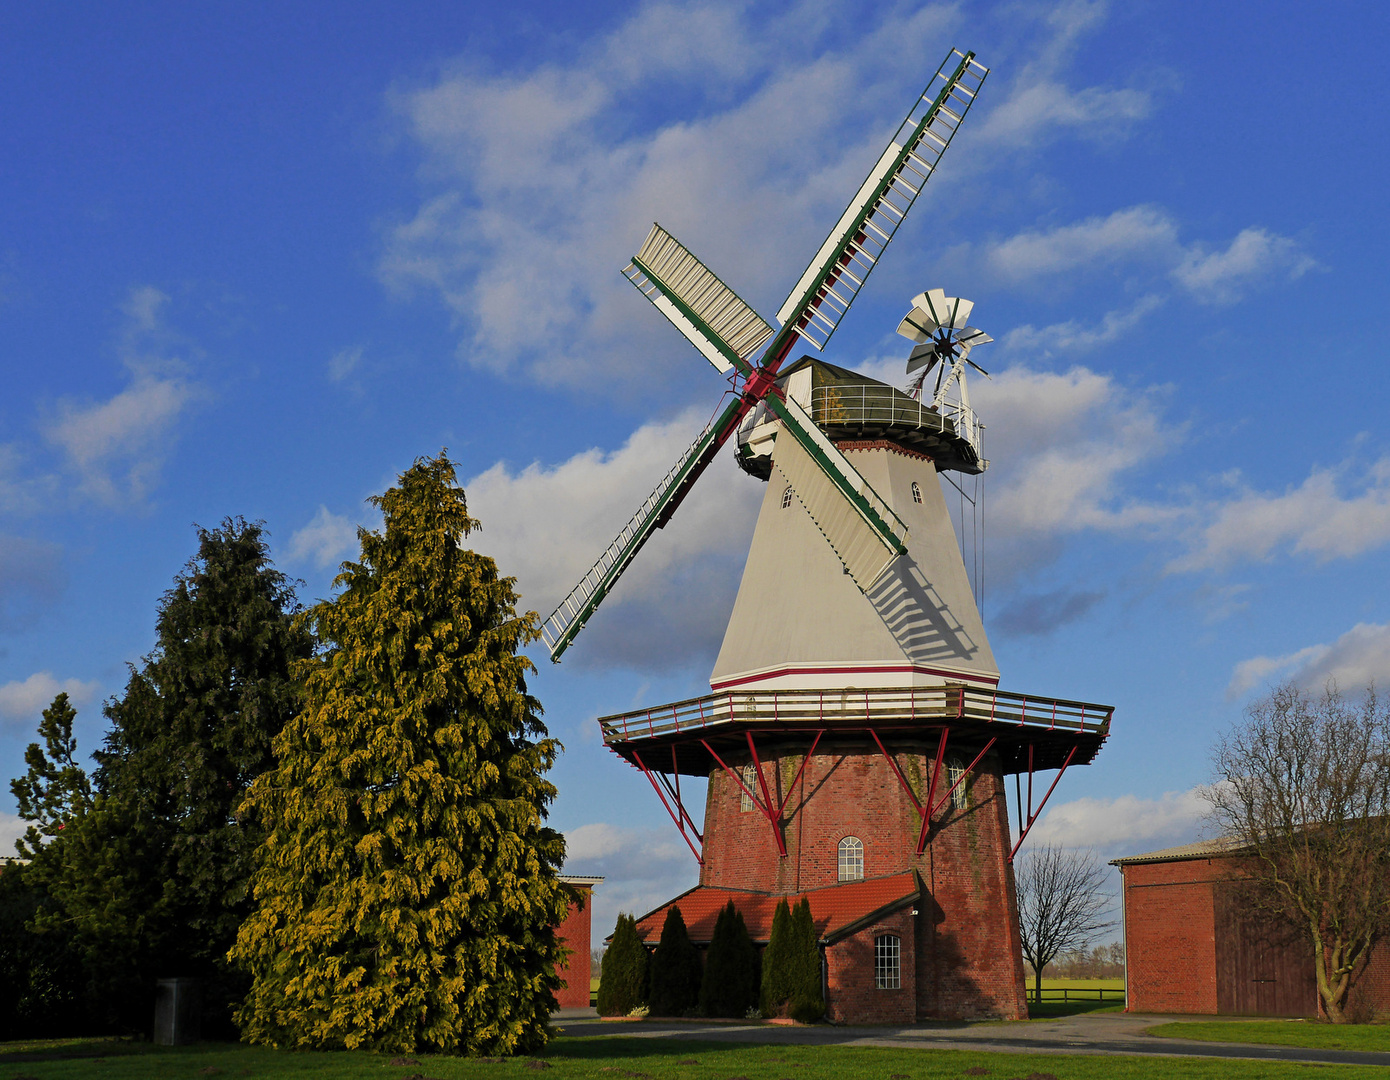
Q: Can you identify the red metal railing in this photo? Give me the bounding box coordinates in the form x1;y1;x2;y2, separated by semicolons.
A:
597;684;1111;745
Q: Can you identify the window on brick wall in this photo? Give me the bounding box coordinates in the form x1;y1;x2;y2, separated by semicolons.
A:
946;754;969;809
740;763;756;812
837;836;864;881
875;934;901;989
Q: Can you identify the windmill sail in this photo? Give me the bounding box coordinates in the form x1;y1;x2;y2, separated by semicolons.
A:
624;224;775;375
542;397;744;661
774;49;988;352
768;395;908;590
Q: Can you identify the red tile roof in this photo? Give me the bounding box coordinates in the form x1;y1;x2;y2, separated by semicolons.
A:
632;872;920;946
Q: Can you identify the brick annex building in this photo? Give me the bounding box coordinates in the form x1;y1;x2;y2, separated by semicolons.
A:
593;359;1115;1023
1115;840;1390;1018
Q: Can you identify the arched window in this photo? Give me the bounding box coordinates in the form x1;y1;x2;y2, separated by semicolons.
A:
740;763;757;812
911;481;923;504
946;754;969;809
838;836;864;881
875;934;901;989
780;485;794;509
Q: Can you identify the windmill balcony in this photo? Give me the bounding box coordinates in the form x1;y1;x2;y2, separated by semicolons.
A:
597;684;1111;776
809;384;985;470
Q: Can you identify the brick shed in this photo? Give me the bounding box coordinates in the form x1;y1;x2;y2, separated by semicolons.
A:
1114;840;1390;1018
554;875;602;1010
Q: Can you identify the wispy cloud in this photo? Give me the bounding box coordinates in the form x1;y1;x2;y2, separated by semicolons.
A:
0;671;100;729
465;408;761;669
989;206;1178;280
1174;227;1319;303
287;506;361;570
1002;294;1164;355
1228;622;1390;698
1172;457;1390;571
42;286;199;506
380;2;1158;391
1029;787;1208;858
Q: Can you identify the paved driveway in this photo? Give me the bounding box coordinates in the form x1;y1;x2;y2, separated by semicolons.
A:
552;1012;1390;1068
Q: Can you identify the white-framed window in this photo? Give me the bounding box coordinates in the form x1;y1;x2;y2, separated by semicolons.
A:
875;934;901;989
946;754;969;809
780;485;794;509
837;836;864;881
740;763;757;812
911;481;923;504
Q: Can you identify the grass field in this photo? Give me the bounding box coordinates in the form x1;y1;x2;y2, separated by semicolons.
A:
1148;1020;1390;1052
1;1034;1387;1080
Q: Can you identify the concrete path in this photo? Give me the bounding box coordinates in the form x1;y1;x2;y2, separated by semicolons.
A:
552;1012;1390;1069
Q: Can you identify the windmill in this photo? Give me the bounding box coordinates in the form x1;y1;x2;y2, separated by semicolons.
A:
541;48;990;661
544;48;1117;1025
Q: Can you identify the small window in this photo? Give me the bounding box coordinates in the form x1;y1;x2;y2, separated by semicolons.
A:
946;754;969;810
740;763;757;812
875;934;901;989
911;481;923;504
838;836;864;881
780;485;794;509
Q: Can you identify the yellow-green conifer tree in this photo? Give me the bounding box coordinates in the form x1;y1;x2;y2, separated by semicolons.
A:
231;453;568;1055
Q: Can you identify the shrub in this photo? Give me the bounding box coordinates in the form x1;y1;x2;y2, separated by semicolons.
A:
648;906;702;1016
788;898;824;1022
597;915;648;1016
699;901;759;1017
759;899;794;1017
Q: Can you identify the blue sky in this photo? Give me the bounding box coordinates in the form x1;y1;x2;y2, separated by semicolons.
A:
2;1;1388;934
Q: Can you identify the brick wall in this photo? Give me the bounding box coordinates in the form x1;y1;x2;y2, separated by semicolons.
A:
700;738;1026;1020
1349;942;1390;1020
1121;859;1221;1014
827;909;916;1024
554;885;593;1010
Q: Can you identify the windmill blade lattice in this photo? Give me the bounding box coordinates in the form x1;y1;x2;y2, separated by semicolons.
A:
775;50;989;352
543;48;989;662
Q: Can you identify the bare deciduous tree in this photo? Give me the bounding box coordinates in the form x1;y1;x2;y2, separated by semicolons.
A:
1015;844;1113;1004
1205;682;1390;1023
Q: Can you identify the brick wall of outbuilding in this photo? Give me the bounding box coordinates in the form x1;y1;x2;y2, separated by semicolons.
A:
826;909;916;1024
1120;858;1221;1014
554;885;593;1010
699;739;1027;1020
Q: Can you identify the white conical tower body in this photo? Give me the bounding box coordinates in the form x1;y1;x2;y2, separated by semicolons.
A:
712;359;996;693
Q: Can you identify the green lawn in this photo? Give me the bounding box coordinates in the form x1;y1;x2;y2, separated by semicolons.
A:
1;1034;1387;1080
1147;1020;1390;1053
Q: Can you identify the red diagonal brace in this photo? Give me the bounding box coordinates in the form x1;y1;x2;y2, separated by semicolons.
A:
701;738;787;856
656;768;702;842
915;729;950;855
1009;743;1079;863
777;730;824;817
929;737;997;819
869;728;922;813
632;750;702;865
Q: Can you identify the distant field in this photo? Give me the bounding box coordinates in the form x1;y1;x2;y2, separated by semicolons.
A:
1039;977;1125;990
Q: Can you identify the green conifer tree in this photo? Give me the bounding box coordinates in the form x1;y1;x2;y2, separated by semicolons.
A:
647;905;701;1016
596;914;648;1016
17;521;308;1033
10;693;91;859
699;901;759;1017
758;898;793;1017
231;453;569;1055
788;898;824;1023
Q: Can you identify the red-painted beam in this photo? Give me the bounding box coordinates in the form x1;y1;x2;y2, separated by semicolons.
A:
632;750;702;865
700;738;788;857
1009;743;1079;863
776;730;824;817
869;728;922;813
744;731;788;858
915;728;950;854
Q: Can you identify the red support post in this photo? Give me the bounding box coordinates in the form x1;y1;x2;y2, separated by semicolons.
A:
776;730;824;817
632;750;702;865
928;737;996;818
1009;744;1080;862
915;728;951;855
869;728;922;813
701;738;788;857
745;731;787;858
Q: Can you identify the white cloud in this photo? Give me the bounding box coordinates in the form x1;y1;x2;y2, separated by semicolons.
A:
380;2;1155;390
1172;458;1390;571
1003;294;1164;355
42;286;198;506
328;346;364;382
1228;622;1390;698
989;206;1179;279
564;821;700;940
287;506;361;570
1028;787;1208;858
0;671;100;729
465;409;761;669
971;364;1178;577
986;208;1312;313
1174;227;1319;303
